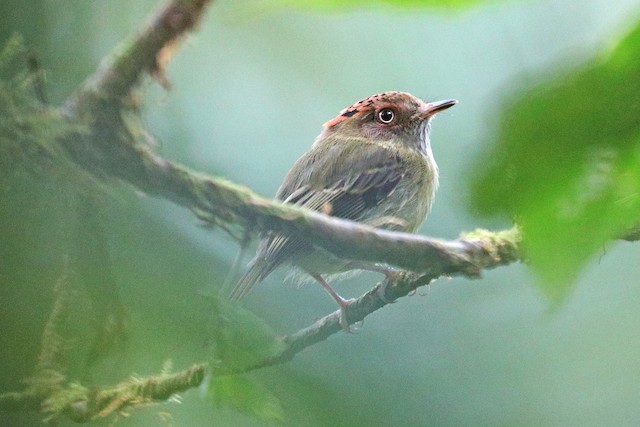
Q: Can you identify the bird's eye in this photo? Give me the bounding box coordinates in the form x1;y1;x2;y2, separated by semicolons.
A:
376;108;395;124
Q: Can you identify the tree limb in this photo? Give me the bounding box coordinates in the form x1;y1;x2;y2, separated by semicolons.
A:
49;0;515;278
60;363;206;423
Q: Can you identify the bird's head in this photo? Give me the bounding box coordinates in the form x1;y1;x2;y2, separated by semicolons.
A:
321;91;457;151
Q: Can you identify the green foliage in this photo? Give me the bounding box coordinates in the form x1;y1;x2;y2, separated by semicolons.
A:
470;23;640;300
207;296;286;421
209;296;287;372
209;375;285;422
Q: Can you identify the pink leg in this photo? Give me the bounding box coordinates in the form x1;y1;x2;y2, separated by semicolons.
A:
309;272;356;331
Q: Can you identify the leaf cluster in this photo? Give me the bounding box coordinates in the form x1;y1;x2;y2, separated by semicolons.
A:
470;22;640;299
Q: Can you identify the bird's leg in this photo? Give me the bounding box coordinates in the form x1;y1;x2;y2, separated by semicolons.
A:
344;262;400;304
309;272;356;331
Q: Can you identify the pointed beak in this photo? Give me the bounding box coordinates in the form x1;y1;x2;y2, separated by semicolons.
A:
420;99;458;118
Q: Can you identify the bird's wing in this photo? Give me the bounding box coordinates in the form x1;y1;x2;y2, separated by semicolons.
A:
264;140;407;259
283;157;404;220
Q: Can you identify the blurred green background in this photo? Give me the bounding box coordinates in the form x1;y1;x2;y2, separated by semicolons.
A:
2;0;640;425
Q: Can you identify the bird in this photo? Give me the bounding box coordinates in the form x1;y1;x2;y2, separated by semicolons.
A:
229;91;457;329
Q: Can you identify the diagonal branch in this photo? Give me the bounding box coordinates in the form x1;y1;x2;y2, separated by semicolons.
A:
52;0;513;278
65;0;212;109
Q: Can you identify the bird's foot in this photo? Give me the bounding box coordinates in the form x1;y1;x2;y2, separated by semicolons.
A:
336;297;357;332
376;268;401;304
376;282;395;304
345;262;400;304
309;272;358;332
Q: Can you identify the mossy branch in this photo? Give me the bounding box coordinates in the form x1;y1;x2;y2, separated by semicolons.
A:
1;363;207;423
54;363;207;423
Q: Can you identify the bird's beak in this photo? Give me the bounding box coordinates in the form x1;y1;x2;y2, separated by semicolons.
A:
421;99;458;118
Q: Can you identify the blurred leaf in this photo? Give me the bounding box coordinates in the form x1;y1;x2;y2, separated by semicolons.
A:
208;295;286;372
286;0;503;11
469;23;640;301
208;374;285;422
206;296;287;420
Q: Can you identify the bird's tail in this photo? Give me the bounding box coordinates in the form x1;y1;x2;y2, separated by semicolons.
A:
228;258;275;302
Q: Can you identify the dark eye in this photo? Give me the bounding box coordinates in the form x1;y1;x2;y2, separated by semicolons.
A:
376;108;395;124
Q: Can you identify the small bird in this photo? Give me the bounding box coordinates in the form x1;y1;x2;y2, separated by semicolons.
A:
230;91;456;328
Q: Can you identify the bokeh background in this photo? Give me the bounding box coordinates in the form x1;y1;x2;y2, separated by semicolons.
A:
2;0;640;425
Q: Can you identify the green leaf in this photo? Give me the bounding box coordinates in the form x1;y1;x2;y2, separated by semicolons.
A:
205;297;287;420
469;22;640;301
208;374;285;422
208;295;287;373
